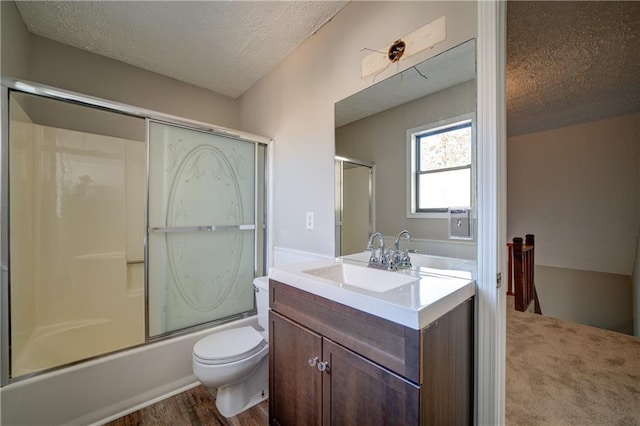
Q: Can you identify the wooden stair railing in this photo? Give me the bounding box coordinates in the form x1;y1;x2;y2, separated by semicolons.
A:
507;234;541;314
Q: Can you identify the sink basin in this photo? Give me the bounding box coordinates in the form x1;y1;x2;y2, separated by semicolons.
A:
303;263;417;292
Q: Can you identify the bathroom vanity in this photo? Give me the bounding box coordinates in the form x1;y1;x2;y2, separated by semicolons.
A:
268;257;475;425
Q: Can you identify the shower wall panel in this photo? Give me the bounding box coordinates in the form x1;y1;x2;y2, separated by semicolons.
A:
9;118;145;377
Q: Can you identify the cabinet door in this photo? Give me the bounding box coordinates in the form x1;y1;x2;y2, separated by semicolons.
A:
270;311;323;426
322;338;420;426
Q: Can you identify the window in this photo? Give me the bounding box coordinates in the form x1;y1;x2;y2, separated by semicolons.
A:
408;115;473;215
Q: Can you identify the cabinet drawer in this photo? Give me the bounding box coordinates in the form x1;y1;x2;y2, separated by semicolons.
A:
270;279;420;383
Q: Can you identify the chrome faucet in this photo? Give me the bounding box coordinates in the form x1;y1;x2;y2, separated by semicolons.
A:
366;232;384;257
393;230;413;269
394;230;411;252
365;231;414;271
366;232;391;269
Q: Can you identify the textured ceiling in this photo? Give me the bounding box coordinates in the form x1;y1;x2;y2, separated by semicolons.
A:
14;1;639;125
15;1;347;99
507;1;640;137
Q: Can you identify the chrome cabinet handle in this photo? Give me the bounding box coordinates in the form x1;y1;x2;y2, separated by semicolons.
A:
317;361;329;372
308;357;318;367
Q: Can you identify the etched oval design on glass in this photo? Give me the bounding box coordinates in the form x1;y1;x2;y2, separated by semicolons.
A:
166;144;244;312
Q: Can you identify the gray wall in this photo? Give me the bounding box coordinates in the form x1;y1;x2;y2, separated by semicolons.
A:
508;113;640;334
240;1;477;257
0;1;29;79
26;35;241;129
2;18;241;130
535;265;633;334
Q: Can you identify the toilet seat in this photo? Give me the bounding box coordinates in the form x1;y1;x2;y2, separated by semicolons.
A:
194;326;266;365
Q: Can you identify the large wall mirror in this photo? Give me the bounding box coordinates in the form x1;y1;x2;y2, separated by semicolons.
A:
334;39;477;258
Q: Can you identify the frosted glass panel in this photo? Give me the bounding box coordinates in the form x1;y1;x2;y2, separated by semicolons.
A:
148;122;256;336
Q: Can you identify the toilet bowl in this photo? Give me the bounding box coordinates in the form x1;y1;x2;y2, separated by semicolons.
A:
192;276;270;418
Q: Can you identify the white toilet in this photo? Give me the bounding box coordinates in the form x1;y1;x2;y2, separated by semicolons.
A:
192;276;270;418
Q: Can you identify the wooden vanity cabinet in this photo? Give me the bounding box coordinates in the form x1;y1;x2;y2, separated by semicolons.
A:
268;279;474;426
270;312;323;425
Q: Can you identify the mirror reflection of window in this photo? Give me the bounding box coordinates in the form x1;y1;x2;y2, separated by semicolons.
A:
411;117;473;212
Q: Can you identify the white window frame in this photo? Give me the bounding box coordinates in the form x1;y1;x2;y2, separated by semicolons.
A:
406;112;476;219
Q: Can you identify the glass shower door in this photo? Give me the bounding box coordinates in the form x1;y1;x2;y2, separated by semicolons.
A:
147;121;257;337
334;157;374;257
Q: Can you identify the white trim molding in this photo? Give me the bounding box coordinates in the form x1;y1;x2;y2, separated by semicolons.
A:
380;236;476;260
476;1;507;425
272;246;333;267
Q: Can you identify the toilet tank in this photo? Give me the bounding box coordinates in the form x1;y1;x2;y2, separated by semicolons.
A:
254;276;270;337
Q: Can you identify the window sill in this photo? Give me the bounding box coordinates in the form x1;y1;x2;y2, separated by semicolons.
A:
406;211;449;219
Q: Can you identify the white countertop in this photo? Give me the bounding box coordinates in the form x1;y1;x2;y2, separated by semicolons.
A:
269;256;475;330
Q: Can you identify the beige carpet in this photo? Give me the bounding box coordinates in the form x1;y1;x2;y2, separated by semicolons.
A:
506;306;640;425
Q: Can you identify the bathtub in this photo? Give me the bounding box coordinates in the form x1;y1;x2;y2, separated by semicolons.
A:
11;318;145;377
1;316;259;425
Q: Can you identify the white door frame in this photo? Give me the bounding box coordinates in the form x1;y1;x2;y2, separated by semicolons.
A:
476;1;507;425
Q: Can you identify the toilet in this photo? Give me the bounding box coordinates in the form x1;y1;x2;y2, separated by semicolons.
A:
192;276;270;418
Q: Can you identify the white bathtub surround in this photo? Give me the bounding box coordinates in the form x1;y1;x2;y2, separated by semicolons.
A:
9;119;146;378
0;317;258;425
12;318;132;378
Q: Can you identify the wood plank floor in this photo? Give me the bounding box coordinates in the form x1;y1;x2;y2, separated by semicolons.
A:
104;385;268;426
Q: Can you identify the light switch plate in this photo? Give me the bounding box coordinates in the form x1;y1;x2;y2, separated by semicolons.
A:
306;212;314;230
449;207;472;240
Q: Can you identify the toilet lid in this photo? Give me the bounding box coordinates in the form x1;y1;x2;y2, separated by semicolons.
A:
194;326;266;365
